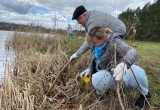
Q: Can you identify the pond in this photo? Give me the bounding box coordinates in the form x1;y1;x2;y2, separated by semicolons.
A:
0;30;14;85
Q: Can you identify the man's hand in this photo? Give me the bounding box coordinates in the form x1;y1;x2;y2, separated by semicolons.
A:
113;62;127;81
80;68;91;78
70;53;78;61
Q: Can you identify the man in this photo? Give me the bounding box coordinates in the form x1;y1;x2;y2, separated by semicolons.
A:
81;26;151;108
67;24;73;40
70;5;126;61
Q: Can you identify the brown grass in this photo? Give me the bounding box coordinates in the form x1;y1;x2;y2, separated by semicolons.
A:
0;32;156;110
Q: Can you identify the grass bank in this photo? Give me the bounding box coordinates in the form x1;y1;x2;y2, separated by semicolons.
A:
135;41;160;107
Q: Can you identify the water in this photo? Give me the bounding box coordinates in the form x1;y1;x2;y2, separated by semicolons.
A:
0;31;56;85
0;30;14;85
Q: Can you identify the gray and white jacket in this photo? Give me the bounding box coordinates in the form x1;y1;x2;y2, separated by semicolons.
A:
89;35;138;71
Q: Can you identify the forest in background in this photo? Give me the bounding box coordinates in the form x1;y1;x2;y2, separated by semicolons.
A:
0;22;85;37
118;0;160;41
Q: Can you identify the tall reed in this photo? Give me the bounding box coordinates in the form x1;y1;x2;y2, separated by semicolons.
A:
1;32;143;109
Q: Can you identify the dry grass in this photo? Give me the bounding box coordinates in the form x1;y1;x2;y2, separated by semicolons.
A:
0;32;158;110
0;61;35;110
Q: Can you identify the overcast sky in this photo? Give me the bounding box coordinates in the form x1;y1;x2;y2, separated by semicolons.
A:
0;0;154;30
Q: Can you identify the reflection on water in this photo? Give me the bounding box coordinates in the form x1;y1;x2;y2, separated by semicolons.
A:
0;30;14;85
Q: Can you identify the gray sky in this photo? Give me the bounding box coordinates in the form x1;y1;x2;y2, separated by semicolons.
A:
0;0;154;29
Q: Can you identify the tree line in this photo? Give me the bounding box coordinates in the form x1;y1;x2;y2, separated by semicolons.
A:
0;22;85;36
0;22;53;33
118;0;160;41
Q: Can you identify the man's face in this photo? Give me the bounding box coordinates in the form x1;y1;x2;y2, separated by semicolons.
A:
77;14;86;27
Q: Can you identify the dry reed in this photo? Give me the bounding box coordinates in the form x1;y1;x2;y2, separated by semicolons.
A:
0;32;147;110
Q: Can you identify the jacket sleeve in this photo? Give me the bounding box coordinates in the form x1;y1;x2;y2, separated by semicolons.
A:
113;37;138;66
76;37;90;57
